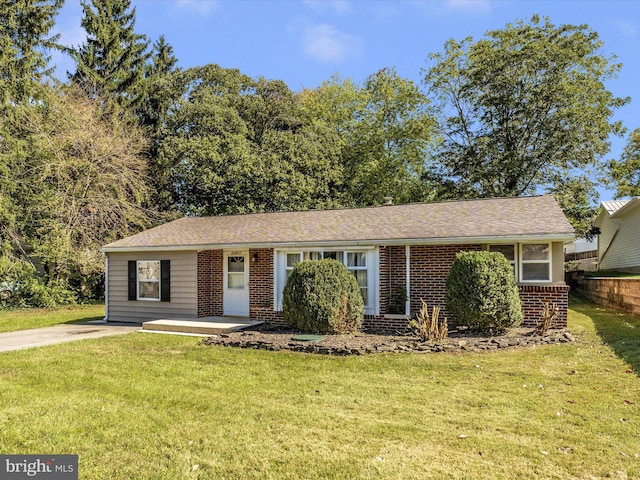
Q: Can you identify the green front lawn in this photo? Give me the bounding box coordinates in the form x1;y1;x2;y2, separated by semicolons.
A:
0;304;105;333
0;297;638;479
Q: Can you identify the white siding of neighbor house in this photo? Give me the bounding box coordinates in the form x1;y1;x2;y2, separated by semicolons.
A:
107;251;198;323
599;206;640;271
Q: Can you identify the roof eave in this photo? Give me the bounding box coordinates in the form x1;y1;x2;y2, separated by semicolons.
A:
611;198;640;218
101;232;575;253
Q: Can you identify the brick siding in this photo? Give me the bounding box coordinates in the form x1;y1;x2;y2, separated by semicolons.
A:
409;244;482;319
518;284;569;328
197;245;569;331
197;250;223;317
249;248;284;323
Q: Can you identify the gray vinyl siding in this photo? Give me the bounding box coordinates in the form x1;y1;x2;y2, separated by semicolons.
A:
107;251;198;323
599;207;640;271
552;242;564;283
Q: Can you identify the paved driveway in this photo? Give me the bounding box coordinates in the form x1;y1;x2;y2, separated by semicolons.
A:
0;322;139;353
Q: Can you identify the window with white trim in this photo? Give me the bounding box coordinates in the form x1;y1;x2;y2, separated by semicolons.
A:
276;249;377;313
137;260;160;300
488;244;516;277
520;243;551;282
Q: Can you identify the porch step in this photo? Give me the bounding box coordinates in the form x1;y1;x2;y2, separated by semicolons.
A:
141;317;263;336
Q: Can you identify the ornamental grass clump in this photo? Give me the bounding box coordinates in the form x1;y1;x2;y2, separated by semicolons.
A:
446;251;523;334
282;259;364;334
409;299;448;342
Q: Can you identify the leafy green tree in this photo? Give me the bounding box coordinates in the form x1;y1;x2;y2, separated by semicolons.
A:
301;69;438;206
160;64;344;216
70;0;149;112
424;15;628;234
609;128;640;198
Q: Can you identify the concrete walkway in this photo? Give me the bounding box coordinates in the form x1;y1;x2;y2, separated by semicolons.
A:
0;321;139;353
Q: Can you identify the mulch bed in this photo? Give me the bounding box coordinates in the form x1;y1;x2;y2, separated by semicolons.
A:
202;324;576;355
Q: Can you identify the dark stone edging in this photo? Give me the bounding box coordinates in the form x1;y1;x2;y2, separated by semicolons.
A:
202;330;576;356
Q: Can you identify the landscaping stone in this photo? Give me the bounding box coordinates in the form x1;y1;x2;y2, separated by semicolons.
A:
201;325;576;355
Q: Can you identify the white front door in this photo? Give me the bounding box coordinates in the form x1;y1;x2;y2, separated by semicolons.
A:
223;250;250;317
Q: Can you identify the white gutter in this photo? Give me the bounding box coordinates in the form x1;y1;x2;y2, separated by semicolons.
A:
101;233;575;253
103;252;109;322
405;245;411;316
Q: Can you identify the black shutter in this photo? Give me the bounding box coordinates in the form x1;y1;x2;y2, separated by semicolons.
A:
160;260;170;302
128;261;137;301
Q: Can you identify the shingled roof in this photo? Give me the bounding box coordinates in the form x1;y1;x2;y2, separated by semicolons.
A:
102;195;574;251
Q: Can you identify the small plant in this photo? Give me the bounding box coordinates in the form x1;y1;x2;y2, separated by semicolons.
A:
409;299;448;342
389;285;408;314
536;302;560;336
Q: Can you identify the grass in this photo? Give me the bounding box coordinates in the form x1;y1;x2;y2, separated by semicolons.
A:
0;297;638;479
584;270;640;279
0;304;105;333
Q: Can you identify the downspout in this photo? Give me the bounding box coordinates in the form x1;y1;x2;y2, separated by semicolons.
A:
103;252;109;322
405;245;411;316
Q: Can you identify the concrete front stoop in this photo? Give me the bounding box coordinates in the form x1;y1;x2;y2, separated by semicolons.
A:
141;317;263;336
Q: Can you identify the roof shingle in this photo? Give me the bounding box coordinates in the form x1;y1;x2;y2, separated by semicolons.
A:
102;195;574;250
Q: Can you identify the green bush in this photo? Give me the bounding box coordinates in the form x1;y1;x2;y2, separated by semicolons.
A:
282;259;364;334
445;251;523;333
0;261;77;309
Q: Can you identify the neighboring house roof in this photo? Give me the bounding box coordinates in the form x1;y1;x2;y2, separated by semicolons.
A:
102;195;575;252
596;198;640;227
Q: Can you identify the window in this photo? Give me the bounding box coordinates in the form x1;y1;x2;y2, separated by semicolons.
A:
346;252;367;302
488;244;516;276
137;260;160;300
520;243;551;282
275;249;377;313
128;260;170;302
285;253;302;282
227;256;246;290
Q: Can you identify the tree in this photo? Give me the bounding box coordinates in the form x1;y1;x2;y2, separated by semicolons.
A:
301;69;438;206
137;35;182;210
70;0;149;112
160;64;344;216
609;128;640;198
0;0;63;280
5;85;157;294
424;15;628;234
0;0;62;103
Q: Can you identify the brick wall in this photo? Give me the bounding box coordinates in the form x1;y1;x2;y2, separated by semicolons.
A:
197;250;223;317
568;273;640;316
249;248;283;323
409;244;482;319
518;284;569;328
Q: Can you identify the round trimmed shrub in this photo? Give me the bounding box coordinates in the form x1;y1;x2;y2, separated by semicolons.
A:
446;251;523;333
282;259;364;334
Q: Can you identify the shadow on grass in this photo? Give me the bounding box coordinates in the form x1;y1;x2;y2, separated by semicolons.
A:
570;293;640;376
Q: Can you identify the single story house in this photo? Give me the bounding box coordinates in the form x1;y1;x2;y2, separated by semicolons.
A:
101;195;574;331
595;198;640;273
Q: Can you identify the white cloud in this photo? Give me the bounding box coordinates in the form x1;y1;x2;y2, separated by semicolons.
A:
303;0;351;15
173;0;219;16
445;0;491;13
302;24;361;62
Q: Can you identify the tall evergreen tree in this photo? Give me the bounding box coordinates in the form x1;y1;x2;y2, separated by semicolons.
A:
0;0;63;278
70;0;149;112
0;0;63;103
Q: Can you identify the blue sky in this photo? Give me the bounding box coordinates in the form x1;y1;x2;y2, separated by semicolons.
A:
51;0;640;201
